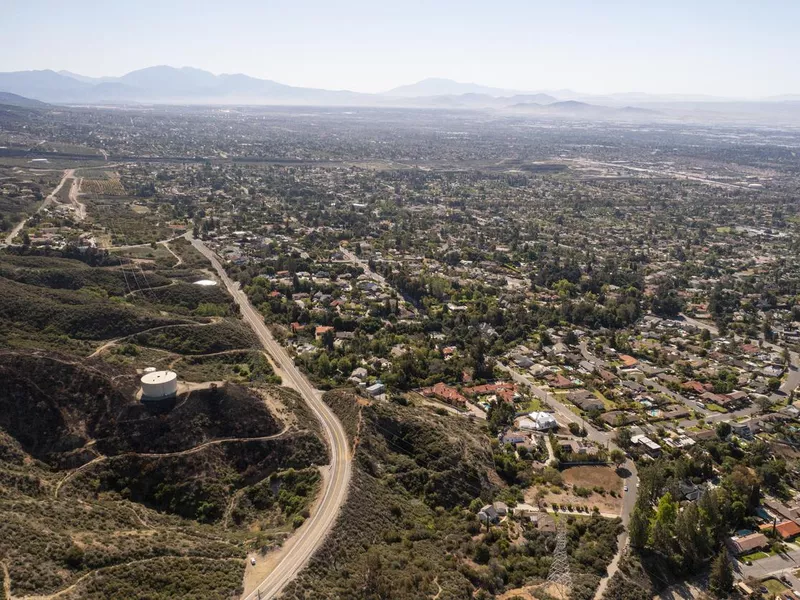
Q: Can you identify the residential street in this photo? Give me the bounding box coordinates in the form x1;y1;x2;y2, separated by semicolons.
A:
496;362;638;600
735;547;800;584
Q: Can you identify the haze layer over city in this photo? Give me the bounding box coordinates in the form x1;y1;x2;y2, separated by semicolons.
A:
1;2;800;600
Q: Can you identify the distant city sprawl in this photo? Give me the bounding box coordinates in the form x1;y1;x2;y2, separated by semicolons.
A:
2;101;800;600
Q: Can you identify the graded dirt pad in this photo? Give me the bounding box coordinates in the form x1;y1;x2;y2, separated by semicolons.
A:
562;465;621;490
498;587;537;600
499;582;571;600
531;465;623;516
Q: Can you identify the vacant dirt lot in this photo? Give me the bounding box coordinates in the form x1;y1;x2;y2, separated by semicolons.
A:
529;465;623;516
563;465;621;490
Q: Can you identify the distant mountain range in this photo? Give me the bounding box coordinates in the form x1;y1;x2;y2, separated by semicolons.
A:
0;91;49;108
0;66;365;106
0;67;798;123
383;77;530;98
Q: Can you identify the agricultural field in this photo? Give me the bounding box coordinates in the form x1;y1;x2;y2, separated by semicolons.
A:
78;170;126;196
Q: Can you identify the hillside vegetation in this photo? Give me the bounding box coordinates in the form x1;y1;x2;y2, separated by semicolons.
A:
0;246;324;599
0;353;327;598
284;391;622;600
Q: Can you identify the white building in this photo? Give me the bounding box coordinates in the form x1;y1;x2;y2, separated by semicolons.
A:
518;411;558;431
366;382;386;397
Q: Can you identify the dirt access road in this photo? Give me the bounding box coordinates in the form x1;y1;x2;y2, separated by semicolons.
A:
190;235;352;600
67;175;86;221
4;168;74;245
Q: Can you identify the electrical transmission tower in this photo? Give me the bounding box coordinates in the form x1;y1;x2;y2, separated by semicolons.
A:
546;519;572;600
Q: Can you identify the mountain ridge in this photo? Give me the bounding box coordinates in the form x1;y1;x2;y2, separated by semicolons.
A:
0;91;49;108
0;67;798;124
383;77;528;98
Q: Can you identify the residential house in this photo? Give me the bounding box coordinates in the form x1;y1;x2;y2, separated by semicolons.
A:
366;382;386;397
631;434;662;457
760;520;800;541
315;325;334;339
530;513;557;532
728;532;769;556
518;411;558;431
678;481;703;501
478;504;499;524
501;430;530;446
512;503;539;518
420;383;467;408
567;389;605;412
548;374;575;389
731;421;756;440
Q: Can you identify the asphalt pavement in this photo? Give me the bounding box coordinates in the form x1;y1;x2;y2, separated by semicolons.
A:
496;362;638;600
191;236;352;600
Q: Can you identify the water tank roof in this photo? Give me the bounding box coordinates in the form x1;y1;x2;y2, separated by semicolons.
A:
141;370;177;385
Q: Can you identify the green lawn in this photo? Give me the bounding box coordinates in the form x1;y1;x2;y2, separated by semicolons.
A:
740;550;770;562
518;398;543;412
761;578;789;596
593;390;617;410
706;403;728;413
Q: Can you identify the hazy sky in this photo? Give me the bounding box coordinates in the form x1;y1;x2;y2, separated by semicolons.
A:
2;0;798;96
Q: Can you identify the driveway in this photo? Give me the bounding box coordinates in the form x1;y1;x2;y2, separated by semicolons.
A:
735;548;800;583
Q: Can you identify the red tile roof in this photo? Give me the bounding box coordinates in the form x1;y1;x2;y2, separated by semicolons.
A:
777;520;800;539
547;374;574;389
682;381;711;394
463;382;516;403
420;383;467;406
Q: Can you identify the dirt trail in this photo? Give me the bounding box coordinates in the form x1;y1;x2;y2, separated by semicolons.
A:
18;556;242;600
82;318;219;359
223;488;247;530
87;338;121;358
166;347;256;369
54;427;294;499
54;455;106;498
67;176;86;221
161;241;183;267
432;577;442;599
2;562;10;600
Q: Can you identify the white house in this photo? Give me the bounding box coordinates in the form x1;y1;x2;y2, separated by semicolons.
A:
366;382;386;397
518;411;558;431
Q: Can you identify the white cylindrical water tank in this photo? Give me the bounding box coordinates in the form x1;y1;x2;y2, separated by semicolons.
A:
143;366;157;374
141;370;178;400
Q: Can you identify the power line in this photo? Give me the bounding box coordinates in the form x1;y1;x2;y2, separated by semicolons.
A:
546;518;573;600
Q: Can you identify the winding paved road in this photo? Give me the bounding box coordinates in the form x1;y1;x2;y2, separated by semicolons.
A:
190;236;352;600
